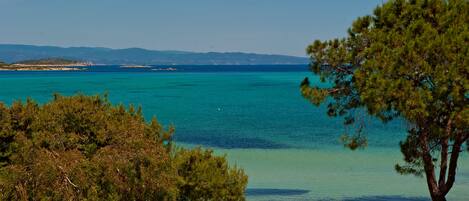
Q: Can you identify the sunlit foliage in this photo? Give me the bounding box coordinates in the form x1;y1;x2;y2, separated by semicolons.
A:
174;148;247;201
0;94;247;201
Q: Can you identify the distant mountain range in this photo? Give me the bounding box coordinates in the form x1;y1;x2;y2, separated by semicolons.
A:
0;44;308;65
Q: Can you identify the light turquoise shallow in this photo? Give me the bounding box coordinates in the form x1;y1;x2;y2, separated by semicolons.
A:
0;71;467;201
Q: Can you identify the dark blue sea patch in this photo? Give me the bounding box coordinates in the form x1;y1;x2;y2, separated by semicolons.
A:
339;196;429;201
168;83;198;87
174;134;288;149
129;90;144;94
152;94;181;98
110;77;128;80
84;81;106;85
248;82;285;87
246;188;309;196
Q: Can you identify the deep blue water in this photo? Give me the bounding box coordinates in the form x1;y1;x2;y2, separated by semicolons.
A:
0;65;406;150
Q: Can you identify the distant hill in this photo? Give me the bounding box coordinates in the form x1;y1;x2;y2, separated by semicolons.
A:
0;44;308;65
14;58;84;65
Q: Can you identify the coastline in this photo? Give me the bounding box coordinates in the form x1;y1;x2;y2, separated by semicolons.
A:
0;62;90;71
0;67;85;71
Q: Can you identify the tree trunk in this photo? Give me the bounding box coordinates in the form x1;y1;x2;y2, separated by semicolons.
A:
419;130;445;201
442;135;464;194
420;119;466;201
431;194;447;201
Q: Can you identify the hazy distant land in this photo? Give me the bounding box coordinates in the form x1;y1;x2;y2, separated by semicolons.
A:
0;44;308;65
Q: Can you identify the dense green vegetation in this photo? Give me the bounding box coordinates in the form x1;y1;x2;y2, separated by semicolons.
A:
0;94;247;201
301;0;468;200
174;148;247;200
14;58;83;65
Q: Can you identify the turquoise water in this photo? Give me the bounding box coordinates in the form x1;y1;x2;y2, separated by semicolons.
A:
0;69;467;200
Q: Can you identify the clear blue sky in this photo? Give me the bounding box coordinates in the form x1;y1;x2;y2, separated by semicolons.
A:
0;0;383;56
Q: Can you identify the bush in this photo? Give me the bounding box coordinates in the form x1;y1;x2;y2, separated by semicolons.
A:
0;94;247;201
174;148;247;201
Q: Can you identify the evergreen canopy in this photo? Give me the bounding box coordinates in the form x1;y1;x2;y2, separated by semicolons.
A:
301;0;468;200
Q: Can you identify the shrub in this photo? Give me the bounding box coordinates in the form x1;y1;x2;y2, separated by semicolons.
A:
0;94;247;201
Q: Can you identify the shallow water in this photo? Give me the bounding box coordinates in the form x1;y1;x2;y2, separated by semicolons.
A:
0;67;467;200
221;148;468;201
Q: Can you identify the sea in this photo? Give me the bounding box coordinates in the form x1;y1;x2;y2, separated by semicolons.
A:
0;65;467;201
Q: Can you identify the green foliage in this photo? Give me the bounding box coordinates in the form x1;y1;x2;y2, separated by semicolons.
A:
0;94;247;201
174;148;247;201
302;0;468;200
14;58;82;65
